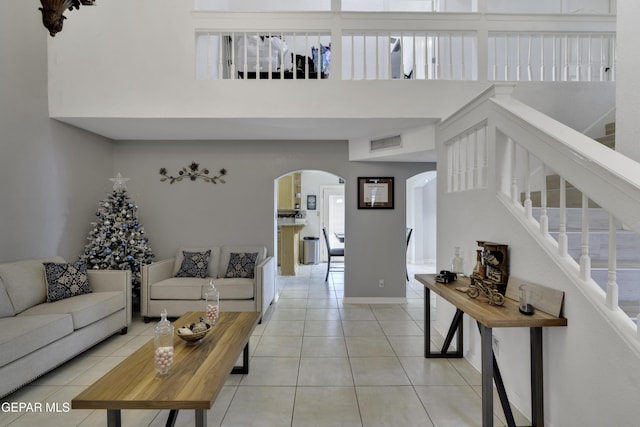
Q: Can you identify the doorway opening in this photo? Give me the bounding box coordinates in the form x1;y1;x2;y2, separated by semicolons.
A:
406;171;437;275
275;170;345;278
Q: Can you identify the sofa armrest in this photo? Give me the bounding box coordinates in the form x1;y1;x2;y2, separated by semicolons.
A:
87;269;132;327
140;258;175;317
256;256;276;317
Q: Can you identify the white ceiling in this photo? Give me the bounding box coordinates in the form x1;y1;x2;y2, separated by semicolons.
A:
57;117;438;142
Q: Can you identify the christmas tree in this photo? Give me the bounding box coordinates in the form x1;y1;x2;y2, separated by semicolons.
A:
81;173;154;309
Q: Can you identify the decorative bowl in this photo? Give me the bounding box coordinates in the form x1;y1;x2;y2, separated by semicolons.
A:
175;322;211;344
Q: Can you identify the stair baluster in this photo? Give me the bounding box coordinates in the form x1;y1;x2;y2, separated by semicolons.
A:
580;194;592;280
606;213;619;310
558;177;568;256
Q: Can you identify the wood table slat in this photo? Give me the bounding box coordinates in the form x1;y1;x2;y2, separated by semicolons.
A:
72;311;260;411
415;274;567;328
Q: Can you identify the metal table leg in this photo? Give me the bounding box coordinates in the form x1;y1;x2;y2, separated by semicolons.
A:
531;327;544;427
107;409;121;427
480;324;494;427
424;287;464;358
195;409;207;427
231;342;250;374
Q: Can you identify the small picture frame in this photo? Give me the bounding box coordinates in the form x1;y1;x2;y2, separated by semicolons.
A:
307;195;317;210
358;177;394;209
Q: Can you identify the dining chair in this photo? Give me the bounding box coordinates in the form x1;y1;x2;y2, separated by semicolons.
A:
406;227;413;281
322;227;344;282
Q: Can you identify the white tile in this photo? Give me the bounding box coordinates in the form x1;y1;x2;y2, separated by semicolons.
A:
239;357;299;386
414;385;505;427
356;386;434;427
301;336;348;357
342;320;384;337
399;357;468;386
345;336;396;357
303;320;343;336
298;357;354;386
378;320;424;336
350;357;411;386
254;336;302;357
222;386;295;427
263;320;305;336
292;387;361;427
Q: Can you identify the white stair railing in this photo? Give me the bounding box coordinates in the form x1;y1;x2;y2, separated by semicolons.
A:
440;85;640;349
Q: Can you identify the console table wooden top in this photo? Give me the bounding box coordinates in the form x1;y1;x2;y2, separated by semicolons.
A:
72;311;260;411
415;274;567;328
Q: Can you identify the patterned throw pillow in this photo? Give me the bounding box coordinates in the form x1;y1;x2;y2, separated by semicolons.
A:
175;250;211;278
44;261;92;303
224;252;259;279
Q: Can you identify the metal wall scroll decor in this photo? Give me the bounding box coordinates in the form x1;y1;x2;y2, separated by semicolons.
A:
159;162;227;185
39;0;95;37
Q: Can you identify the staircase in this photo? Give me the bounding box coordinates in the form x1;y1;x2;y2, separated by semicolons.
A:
524;123;615;208
534;207;640;319
526;123;639;319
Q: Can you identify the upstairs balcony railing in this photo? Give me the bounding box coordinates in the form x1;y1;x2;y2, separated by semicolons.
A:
194;13;615;82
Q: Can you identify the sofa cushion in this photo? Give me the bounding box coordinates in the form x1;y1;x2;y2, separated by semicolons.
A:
175;250;211;278
0;314;74;367
150;277;209;300
0;256;66;314
206;278;255;300
219;246;266;279
224;252;259;279
18;291;125;330
0;277;16;318
173;247;221;278
44;261;92;302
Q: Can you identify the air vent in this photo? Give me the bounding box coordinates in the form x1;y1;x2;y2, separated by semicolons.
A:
370;135;402;152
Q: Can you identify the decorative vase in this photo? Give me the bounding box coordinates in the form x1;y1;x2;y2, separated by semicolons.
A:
451;247;464;275
153;309;174;376
204;280;219;325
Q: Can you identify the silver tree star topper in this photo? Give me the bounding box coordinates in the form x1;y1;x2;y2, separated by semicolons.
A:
110;173;130;192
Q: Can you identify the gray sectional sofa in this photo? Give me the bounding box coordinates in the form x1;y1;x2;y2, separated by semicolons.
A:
141;245;275;322
0;256;131;398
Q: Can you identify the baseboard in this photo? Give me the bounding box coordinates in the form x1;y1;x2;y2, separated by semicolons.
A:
342;297;407;305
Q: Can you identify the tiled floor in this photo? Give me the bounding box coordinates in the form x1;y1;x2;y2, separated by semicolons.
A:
1;263;526;426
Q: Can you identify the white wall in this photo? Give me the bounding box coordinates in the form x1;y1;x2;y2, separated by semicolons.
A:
298;170;344;240
114;140;432;300
616;0;640;161
0;1;114;263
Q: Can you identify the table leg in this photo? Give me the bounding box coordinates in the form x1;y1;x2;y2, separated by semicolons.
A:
195;409;207;427
531;327;544;427
231;342;250;374
480;324;494;427
424;288;464;358
107;409;121;427
166;409;179;427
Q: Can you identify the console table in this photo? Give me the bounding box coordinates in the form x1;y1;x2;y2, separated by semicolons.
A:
415;274;567;427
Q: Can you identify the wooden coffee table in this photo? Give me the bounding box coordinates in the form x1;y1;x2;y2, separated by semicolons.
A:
72;311;260;427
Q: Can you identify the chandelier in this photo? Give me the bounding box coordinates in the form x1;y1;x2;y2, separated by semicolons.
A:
39;0;95;37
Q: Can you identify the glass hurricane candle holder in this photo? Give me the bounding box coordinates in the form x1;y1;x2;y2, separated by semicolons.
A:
204;280;219;325
153;309;174;376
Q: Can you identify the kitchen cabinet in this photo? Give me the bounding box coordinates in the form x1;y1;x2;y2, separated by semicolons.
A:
277;172;301;210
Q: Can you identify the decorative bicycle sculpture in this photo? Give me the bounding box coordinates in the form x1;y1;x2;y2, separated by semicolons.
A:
467;277;505;306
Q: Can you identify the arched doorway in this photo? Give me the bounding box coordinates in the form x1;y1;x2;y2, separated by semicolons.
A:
275;170;345;277
406;171;437;274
